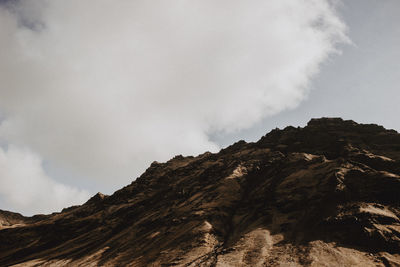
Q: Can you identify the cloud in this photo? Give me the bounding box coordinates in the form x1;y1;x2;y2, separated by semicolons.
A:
0;145;90;215
0;0;348;213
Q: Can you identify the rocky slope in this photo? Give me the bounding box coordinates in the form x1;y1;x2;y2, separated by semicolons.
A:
1;118;400;266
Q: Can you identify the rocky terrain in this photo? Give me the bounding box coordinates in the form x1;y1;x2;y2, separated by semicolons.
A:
1;118;400;266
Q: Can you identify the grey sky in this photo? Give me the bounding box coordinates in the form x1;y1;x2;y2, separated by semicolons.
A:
0;0;398;215
214;0;400;147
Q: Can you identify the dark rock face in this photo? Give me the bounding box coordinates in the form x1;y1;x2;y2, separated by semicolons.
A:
1;118;400;266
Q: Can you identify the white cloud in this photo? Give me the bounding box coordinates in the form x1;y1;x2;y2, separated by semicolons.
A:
0;0;348;213
0;145;90;215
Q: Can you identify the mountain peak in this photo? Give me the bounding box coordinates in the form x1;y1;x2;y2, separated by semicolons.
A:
308;116;345;123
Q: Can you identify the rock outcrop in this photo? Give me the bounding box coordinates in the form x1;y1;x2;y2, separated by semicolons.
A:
0;118;400;266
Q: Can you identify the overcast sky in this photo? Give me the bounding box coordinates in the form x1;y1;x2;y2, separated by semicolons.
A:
0;0;398;215
214;0;400;146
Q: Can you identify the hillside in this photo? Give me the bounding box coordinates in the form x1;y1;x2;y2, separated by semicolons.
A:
0;118;400;266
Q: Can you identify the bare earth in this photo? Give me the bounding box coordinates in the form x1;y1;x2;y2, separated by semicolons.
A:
1;118;400;266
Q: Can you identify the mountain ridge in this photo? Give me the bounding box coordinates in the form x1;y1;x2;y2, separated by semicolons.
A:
1;117;400;266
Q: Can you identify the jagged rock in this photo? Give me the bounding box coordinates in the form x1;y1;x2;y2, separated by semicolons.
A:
0;118;400;266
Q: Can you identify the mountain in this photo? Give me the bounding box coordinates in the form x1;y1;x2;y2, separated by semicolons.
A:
1;118;400;266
